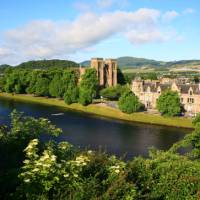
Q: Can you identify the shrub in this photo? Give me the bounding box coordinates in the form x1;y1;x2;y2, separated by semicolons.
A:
156;90;181;117
100;85;130;101
118;91;142;114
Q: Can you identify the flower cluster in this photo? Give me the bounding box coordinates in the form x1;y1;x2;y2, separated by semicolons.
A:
109;165;121;174
69;155;90;167
108;155;125;175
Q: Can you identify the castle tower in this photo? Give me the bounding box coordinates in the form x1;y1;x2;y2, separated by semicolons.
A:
91;58;104;86
105;59;117;87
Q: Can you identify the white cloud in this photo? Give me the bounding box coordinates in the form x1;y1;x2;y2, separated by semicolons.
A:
162;11;179;22
0;8;180;64
183;8;195;15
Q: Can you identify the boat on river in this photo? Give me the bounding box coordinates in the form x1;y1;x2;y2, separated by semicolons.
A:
51;113;64;116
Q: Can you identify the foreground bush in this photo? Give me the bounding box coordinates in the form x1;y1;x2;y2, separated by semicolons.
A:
1;111;200;199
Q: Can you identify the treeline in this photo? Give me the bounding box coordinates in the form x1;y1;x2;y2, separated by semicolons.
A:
0;68;98;106
1;110;200;199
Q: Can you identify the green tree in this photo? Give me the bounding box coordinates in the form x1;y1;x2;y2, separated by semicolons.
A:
100;85;130;101
156;90;181;116
64;85;79;104
79;68;98;106
118;91;142;114
100;86;121;100
35;77;50;96
49;73;65;98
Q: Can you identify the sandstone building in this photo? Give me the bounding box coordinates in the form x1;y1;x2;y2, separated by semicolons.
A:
132;78;200;115
80;58;117;87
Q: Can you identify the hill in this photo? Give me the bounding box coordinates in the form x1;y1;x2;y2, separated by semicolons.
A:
81;57;200;70
15;59;79;69
0;59;79;72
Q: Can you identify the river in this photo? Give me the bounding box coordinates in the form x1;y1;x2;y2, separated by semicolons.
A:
0;97;190;159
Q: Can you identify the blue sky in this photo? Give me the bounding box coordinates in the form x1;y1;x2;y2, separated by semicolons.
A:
0;0;199;64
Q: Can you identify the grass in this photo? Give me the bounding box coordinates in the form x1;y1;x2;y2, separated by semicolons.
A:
0;92;193;129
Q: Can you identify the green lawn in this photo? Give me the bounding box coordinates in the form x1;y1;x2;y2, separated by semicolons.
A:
0;93;193;129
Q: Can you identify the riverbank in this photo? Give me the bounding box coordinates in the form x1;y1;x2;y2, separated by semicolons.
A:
0;93;193;129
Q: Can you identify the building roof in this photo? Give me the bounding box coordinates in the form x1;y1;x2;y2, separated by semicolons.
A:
139;81;200;95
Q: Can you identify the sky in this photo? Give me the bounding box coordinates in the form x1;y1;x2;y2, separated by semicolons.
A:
0;0;199;65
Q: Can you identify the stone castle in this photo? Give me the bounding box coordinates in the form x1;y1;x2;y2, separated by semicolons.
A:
80;58;117;87
132;78;200;115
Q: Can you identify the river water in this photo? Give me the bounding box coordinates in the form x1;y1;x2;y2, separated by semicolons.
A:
0;97;190;159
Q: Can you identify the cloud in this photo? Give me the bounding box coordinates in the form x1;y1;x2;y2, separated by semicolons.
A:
0;8;179;64
162;11;179;22
183;8;195;15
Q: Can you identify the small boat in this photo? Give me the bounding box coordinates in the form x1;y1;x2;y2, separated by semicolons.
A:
51;113;64;116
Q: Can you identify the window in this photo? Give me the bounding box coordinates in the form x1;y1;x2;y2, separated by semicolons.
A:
180;98;183;103
187;98;194;104
189;90;193;95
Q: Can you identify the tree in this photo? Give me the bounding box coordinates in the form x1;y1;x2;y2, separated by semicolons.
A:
100;86;121;100
35;77;50;96
156;90;181;116
100;85;130;100
118;91;142;114
49;73;65;98
3;69;30;94
64;85;79;105
79;68;98;106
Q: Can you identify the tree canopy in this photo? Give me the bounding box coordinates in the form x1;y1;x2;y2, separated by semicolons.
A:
100;85;130;100
118;91;142;113
79;68;98;106
156;90;181;116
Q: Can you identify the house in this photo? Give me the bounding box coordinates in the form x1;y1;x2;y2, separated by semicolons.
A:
132;78;200;115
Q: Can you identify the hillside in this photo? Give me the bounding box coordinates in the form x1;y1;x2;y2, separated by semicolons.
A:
0;59;79;71
80;57;200;70
15;59;79;69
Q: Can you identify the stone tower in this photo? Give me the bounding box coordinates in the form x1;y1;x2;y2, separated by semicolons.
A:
105;59;117;87
91;58;104;86
90;58;117;87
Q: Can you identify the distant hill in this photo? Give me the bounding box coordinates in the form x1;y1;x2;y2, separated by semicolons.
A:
0;59;79;72
80;57;200;70
15;59;79;69
117;57;166;68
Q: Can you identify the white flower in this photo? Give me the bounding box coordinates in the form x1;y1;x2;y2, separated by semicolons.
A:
32;168;39;172
87;150;93;154
63;174;69;178
24;179;30;183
